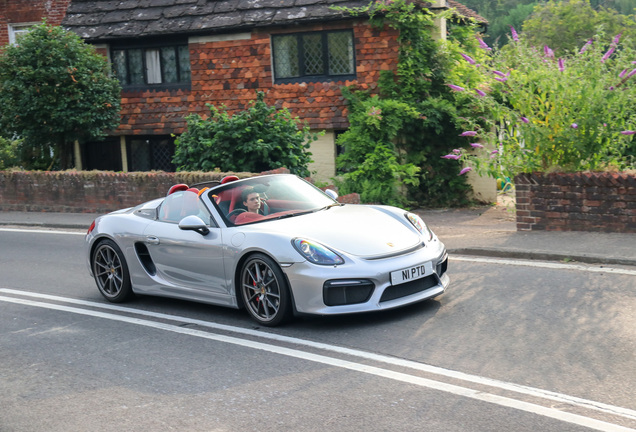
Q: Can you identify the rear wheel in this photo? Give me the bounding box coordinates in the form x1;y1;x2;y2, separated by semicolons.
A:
92;239;133;302
239;253;292;326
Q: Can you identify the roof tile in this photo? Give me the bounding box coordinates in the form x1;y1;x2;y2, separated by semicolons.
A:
63;0;485;41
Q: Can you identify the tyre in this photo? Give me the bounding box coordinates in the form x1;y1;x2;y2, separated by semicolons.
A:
239;253;292;326
92;239;133;302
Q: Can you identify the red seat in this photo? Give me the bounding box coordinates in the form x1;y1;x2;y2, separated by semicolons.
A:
234;212;265;225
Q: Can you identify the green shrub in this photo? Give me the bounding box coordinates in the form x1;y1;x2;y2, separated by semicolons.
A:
173;92;316;177
448;28;636;178
333;0;488;207
0;137;20;169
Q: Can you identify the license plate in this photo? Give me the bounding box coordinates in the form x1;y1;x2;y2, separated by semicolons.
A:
390;262;433;285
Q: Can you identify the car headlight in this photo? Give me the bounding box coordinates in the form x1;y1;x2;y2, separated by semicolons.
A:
406;212;434;242
292;238;344;265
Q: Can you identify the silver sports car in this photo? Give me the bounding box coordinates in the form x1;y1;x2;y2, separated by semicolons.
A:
86;174;449;326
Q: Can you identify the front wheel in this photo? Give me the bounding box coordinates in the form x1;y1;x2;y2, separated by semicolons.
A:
92;239;133;302
239;253;292;326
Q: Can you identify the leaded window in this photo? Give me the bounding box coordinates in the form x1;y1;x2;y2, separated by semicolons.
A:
111;42;191;89
272;30;356;83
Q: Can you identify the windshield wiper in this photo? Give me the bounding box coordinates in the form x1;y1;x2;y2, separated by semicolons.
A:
320;203;342;211
275;210;313;220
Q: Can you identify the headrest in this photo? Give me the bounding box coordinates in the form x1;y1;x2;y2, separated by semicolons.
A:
167;184;189;196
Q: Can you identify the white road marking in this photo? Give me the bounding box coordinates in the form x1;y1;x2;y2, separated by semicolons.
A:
453;255;636;276
1;289;635;432
0;227;85;236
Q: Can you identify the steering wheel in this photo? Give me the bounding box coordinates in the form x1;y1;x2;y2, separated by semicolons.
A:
227;208;246;222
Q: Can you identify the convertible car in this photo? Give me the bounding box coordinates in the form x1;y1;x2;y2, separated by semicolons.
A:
86;174;449;326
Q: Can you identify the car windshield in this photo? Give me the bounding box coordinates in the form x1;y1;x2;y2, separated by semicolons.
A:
209;175;338;226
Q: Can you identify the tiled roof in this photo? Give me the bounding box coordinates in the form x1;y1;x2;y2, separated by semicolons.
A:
62;0;485;42
448;0;487;24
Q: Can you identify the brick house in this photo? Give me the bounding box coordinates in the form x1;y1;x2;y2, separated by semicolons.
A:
5;0;485;182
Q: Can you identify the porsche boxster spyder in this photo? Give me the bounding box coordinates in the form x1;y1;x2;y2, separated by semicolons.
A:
86;174;449;326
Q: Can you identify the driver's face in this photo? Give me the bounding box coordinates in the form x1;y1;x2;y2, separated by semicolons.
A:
244;193;261;213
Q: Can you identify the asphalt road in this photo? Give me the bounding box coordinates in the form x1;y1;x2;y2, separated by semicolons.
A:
1;228;635;432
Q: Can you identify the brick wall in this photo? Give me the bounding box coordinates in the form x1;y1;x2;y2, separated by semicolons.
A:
0;170;359;213
515;172;636;232
117;20;400;135
0;0;71;46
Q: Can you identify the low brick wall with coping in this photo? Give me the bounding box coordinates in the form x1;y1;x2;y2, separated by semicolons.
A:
0;169;359;214
515;172;636;232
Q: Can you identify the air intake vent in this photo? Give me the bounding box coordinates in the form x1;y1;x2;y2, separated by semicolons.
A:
323;279;374;306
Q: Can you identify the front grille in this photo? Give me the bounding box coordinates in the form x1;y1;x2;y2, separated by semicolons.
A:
380;274;438;303
323;279;374;306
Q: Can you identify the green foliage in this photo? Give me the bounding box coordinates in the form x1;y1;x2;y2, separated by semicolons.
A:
0;137;20;169
522;0;636;56
449;30;636;178
486;2;537;47
335;93;422;206
333;0;487;207
173;92;315;177
0;22;121;170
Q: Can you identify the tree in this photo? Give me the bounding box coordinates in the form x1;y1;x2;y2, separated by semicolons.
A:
522;0;636;55
0;23;121;170
486;2;537;47
173;92;315;177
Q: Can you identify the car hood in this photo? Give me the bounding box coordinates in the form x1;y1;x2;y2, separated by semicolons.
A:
265;205;421;258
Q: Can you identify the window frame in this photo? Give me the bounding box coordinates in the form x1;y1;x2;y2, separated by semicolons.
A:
8;22;38;45
110;39;191;91
271;29;356;84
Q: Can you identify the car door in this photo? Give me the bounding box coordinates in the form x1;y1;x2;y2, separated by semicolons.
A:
142;190;230;303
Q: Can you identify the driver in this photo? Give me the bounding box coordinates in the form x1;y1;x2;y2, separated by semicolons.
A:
241;187;262;214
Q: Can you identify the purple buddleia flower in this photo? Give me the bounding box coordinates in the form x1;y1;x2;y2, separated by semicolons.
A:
448;84;465;91
442;154;461;160
494;76;508;83
460;131;477;137
476;36;491;51
619;69;628;78
579;39;593;54
510;26;519;42
459;167;473;176
602;47;615;63
558;58;565;72
470;143;484;149
520;117;529;123
621;130;636;135
544;46;554;58
490;149;499;155
493;70;507;77
612;33;622;47
461;53;476;65
571;123;578;129
475;89;486;97
627;69;636;78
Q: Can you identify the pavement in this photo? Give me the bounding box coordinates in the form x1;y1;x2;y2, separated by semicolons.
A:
1;195;635;267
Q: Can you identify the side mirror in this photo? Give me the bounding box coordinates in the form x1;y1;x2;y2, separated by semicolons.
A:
179;215;210;236
325;189;338;200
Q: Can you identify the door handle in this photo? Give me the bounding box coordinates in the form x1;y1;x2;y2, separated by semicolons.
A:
146;236;160;245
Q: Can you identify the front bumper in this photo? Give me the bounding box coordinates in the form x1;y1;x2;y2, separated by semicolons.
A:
284;240;449;316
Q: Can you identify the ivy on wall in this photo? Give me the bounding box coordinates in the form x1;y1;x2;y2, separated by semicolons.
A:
333;0;490;207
